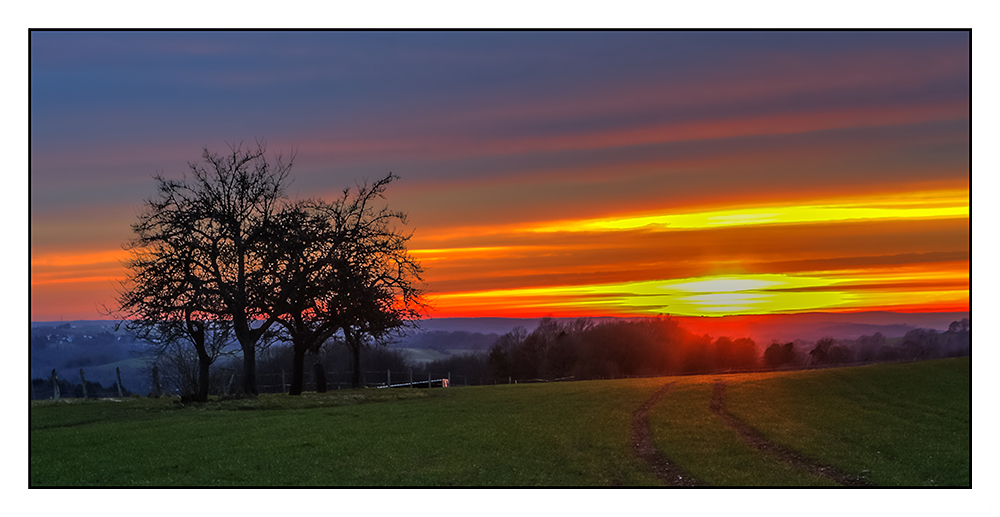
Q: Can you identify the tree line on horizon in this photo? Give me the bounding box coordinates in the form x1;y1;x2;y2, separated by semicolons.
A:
424;316;971;384
30;315;971;397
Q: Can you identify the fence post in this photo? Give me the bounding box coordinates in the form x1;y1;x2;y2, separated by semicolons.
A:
116;367;124;397
387;369;391;387
282;369;287;393
409;368;413;388
427;370;431;389
79;368;88;400
448;372;451;388
51;369;60;401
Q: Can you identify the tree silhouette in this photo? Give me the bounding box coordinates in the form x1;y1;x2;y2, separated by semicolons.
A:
266;174;425;392
118;141;293;395
263;202;343;395
324;175;426;389
948;318;970;333
488;326;528;381
809;337;836;365
113;194;234;401
764;341;796;368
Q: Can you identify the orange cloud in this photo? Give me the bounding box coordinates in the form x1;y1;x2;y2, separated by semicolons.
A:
409;188;968;317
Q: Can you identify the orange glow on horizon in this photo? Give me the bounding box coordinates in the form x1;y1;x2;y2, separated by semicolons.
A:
404;187;967;319
410;188;968;242
425;265;968;318
31;189;968;321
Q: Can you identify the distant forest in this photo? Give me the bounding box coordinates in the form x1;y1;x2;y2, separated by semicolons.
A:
428;316;971;385
31;316;970;397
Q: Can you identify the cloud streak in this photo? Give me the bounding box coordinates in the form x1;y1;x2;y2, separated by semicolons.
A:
30;31;969;320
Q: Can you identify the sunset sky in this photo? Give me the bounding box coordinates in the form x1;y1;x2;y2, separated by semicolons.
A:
30;31;970;322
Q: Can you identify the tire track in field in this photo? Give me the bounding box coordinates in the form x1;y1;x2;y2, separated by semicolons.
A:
710;381;871;487
632;382;701;486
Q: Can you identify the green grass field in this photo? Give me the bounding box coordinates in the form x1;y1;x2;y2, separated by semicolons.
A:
29;357;970;486
724;359;970;486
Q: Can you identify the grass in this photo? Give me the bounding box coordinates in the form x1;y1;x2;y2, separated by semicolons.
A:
30;358;970;486
30;380;664;486
723;357;970;486
647;379;838;486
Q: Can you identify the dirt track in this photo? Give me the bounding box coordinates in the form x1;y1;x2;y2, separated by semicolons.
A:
631;383;701;486
709;381;872;487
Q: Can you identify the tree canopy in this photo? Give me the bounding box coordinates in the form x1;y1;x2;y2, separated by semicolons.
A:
116;142;424;396
264;174;426;392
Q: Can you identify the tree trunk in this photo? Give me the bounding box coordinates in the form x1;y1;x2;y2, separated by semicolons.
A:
242;345;257;395
314;362;327;393
289;344;306;396
197;351;211;402
346;328;362;389
190;323;211;402
351;343;361;389
233;318;259;396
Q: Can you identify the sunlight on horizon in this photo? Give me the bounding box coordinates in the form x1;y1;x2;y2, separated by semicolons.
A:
529;190;968;234
31;189;968;320
432;270;967;317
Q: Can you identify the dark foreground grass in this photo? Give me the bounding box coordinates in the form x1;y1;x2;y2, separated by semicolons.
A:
724;357;970;486
31;380;665;486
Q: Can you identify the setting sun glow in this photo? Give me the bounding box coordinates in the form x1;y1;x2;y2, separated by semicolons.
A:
30;32;969;322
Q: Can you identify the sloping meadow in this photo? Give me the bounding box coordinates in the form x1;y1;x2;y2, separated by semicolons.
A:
30;357;969;486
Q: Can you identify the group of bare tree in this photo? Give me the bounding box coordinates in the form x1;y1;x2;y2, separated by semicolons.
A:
112;142;425;401
440;316;972;384
796;318;971;368
485;317;759;382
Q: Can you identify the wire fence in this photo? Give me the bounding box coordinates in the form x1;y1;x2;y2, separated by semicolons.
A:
32;355;949;401
255;369;467;393
30;367;475;400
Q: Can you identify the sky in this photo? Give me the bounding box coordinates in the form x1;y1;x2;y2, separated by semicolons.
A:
29;30;970;321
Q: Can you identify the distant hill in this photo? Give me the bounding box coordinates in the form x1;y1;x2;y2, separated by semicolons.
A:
672;311;969;344
409;318;543;335
39;312;966;340
394;312;968;344
31;311;969;376
392;330;499;352
30;320;150;392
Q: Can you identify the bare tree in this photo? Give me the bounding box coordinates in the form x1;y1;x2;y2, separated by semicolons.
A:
112;215;233;401
141;319;235;397
264;174;425;392
317;174;426;389
117;141;293;396
263;201;344;395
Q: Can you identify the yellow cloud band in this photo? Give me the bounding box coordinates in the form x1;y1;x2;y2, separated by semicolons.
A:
531;197;968;233
434;270;967;317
